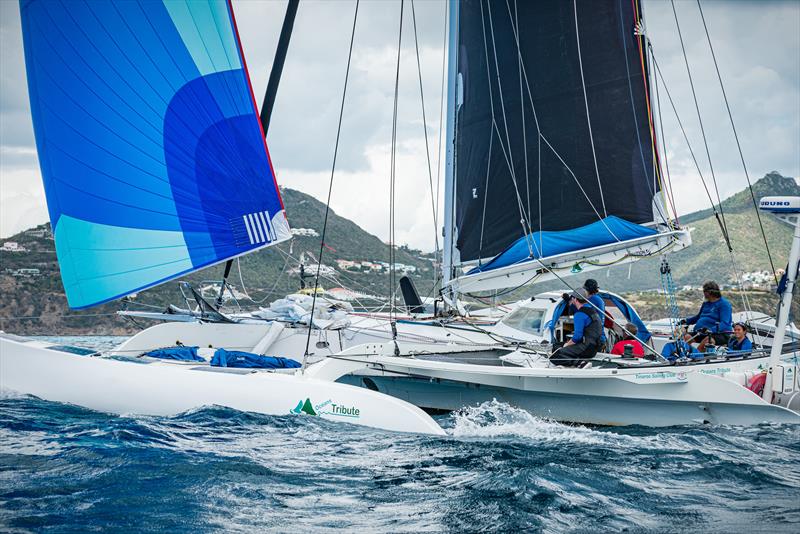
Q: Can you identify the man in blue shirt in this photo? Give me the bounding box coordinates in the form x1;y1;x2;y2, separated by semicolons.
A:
682;281;733;346
551;288;602;368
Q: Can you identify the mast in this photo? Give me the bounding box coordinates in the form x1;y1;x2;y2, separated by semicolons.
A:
441;0;459;306
217;0;299;308
759;196;800;402
261;0;300;133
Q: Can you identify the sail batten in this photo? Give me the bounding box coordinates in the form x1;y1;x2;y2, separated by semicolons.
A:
21;0;290;309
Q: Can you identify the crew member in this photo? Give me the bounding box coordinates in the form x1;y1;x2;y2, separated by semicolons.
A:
660;330;699;361
551;288;602;368
610;323;645;357
583;279;607;347
681;281;733;346
727;322;753;352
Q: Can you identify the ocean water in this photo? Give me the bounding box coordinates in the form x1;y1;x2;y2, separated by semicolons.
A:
1;338;799;532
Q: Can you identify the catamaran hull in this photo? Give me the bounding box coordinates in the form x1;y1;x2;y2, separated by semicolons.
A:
0;336;445;436
341;374;800;427
308;343;800;427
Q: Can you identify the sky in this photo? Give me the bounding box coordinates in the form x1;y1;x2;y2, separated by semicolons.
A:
1;0;798;253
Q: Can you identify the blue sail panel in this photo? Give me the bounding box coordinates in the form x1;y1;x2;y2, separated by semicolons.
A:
468;216;658;275
20;0;290;309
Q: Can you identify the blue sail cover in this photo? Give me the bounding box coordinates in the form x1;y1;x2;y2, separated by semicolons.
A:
20;0;291;309
468;216;657;275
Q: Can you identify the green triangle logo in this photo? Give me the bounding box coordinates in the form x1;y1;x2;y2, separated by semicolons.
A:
571;263;583;273
292;398;317;416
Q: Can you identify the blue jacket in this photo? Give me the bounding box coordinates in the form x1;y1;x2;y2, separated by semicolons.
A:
727;336;753;352
572;308;599;343
571;295;607;342
661;339;698;360
685;297;733;333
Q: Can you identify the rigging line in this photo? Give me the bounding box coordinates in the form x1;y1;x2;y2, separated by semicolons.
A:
433;0;448;282
484;0;535;241
273;246;383;308
478;126;494;260
503;0;543;250
670;0;730;249
513;0;531;220
696;0;778;285
538;134;620;242
573;0;606;217
478;0;498;262
616;0;670;228
651;43;680;224
236;252;292;304
489;119;536;257
302;0;359;369
726;248;757;326
388;0;405;321
632;0;668;214
651;53;729;244
501;1;618;244
410;0;440;265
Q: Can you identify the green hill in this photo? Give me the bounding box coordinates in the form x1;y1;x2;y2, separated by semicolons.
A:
595;171;799;293
1;173;798;334
0;188;436;334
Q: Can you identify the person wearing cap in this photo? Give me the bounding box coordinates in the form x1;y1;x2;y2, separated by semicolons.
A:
727;322;753;352
582;279;607;347
610;323;645;357
681;281;733;346
551;288;603;368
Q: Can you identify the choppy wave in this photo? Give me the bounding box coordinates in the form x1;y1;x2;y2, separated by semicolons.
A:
2;338;799;532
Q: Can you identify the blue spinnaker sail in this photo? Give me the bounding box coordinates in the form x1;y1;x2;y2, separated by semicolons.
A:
468;216;658;275
20;0;290;309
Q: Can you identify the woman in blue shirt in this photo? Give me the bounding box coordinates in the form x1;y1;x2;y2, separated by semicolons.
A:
727;322;753;353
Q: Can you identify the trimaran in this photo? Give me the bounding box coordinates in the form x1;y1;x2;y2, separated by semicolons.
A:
2;0;799;431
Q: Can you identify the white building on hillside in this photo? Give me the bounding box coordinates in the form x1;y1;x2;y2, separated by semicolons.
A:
1;241;27;252
291;228;320;237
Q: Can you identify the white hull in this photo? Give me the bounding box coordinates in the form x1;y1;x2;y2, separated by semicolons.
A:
0;335;445;436
95;315;800;427
308;342;800;427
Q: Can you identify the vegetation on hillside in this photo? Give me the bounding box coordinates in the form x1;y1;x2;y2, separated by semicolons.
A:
1;173;798;335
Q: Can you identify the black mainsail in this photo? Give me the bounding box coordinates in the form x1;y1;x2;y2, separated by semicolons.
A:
451;0;665;266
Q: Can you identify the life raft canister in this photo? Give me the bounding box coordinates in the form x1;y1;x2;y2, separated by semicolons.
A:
746;372;767;397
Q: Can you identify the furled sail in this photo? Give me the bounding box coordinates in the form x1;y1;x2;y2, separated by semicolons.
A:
452;0;665;266
20;0;290;309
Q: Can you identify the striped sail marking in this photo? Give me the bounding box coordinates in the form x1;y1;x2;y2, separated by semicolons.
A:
251;213;265;243
243;210;276;244
258;211;274;241
243;215;255;244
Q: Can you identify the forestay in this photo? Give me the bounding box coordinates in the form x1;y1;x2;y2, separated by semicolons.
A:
20;0;290;309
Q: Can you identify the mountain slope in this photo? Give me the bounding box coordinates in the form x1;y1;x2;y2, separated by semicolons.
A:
580;172;800;293
0;188;435;334
1;173;798;334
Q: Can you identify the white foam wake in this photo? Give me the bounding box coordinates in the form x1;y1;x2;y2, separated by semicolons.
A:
448;399;612;445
